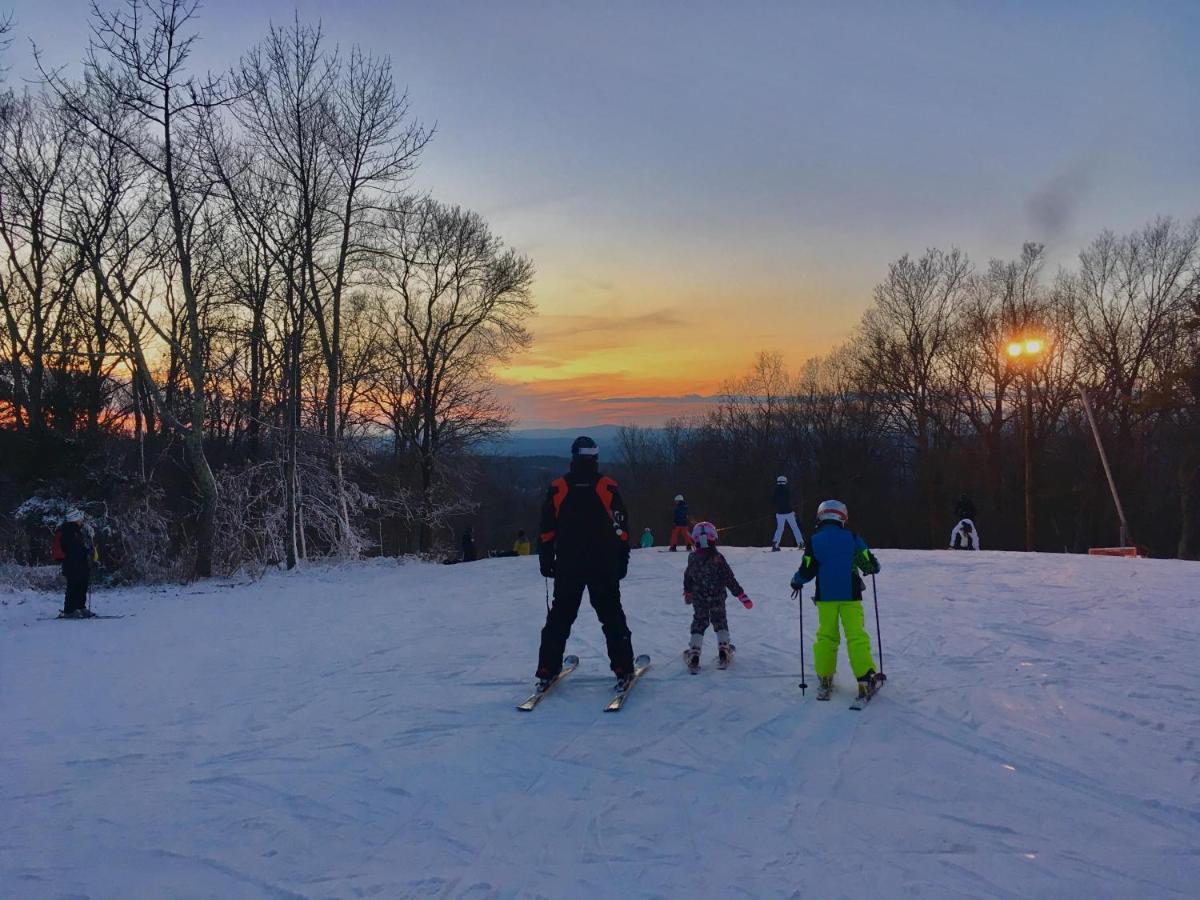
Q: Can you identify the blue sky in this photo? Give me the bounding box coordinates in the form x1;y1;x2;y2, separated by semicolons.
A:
9;1;1199;426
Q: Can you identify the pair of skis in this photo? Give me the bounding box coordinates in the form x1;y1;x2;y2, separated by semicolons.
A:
517;654;651;712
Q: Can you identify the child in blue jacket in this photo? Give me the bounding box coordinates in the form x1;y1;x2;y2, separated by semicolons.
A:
790;499;882;701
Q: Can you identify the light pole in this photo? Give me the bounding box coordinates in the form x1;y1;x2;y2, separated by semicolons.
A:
1006;338;1045;551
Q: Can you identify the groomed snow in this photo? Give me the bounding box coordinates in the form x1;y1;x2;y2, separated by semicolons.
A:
2;548;1198;898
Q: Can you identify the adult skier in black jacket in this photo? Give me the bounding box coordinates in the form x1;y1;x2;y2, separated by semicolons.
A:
536;436;636;686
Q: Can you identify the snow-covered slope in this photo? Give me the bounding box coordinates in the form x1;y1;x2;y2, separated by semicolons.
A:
2;549;1197;898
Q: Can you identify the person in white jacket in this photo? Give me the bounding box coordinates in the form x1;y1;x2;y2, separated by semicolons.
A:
949;518;980;550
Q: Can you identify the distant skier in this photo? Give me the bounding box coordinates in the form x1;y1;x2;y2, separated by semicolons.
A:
949;519;980;550
770;475;804;551
513;530;532;556
682;522;752;671
669;494;694;551
535;436;636;689
789;500;882;702
57;509;94;618
461;527;477;562
640;527;654;549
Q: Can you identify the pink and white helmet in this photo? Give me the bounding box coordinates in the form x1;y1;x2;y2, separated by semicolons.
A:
691;521;718;549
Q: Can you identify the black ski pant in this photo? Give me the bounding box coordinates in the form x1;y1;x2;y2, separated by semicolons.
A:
538;575;634;677
64;570;89;614
688;596;730;649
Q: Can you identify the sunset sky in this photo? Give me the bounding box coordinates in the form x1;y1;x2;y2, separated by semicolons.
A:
8;1;1200;427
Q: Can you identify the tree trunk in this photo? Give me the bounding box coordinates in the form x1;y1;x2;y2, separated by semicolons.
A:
247;296;264;461
1179;453;1199;560
284;284;301;570
418;451;434;554
187;423;217;578
916;412;936;548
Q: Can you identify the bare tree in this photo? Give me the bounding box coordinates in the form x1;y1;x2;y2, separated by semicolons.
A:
45;0;235;577
0;93;84;433
857;248;970;545
373;198;533;551
1070;218;1200;429
233;19;429;557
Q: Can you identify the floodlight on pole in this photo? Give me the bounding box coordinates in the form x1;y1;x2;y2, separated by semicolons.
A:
1005;335;1046;552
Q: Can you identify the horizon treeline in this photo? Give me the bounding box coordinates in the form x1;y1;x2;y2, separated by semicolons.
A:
0;1;534;580
612;232;1199;559
1;3;1197;582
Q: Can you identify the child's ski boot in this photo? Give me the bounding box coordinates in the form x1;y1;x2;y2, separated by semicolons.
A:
816;675;834;701
717;642;735;669
856;670;879;703
683;647;701;674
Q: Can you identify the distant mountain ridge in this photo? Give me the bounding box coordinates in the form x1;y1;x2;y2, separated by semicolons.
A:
480;425;642;458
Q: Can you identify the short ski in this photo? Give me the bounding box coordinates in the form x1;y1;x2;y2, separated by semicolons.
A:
516;655;579;711
604;654;651;712
40;614;124;620
849;676;885;711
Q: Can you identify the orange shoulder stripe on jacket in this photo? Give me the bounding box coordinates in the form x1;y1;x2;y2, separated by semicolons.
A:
549;477;569;517
595;476;628;542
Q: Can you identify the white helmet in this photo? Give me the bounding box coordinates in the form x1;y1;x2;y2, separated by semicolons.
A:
65;509;85;524
691;521;718;549
674;494;684;502
816;499;848;524
776;475;788;484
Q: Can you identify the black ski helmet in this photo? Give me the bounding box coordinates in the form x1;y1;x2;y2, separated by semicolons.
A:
571;435;599;458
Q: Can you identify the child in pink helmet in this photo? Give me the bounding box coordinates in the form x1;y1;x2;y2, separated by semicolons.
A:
683;521;753;671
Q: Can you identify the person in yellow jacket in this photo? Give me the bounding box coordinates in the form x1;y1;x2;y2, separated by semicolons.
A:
513;529;532;556
790;499;881;702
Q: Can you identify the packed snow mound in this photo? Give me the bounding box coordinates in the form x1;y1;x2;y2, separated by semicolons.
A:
2;549;1198;898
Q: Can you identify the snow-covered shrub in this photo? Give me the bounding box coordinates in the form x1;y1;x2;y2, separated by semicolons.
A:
212;449;378;576
11;489;177;583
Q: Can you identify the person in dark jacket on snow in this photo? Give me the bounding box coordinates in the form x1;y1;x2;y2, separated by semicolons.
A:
668;494;693;551
535;436;636;687
770;475;804;550
59;509;94;618
461;527;477;562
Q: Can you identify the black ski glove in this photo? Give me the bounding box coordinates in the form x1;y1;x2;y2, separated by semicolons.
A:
540;559;555;579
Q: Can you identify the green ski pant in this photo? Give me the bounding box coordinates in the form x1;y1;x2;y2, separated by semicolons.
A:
813;600;876;679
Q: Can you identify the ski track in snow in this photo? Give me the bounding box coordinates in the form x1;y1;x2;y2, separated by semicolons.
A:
2;549;1199;898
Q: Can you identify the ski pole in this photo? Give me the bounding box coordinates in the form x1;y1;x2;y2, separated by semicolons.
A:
871;573;886;682
794;587;807;695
